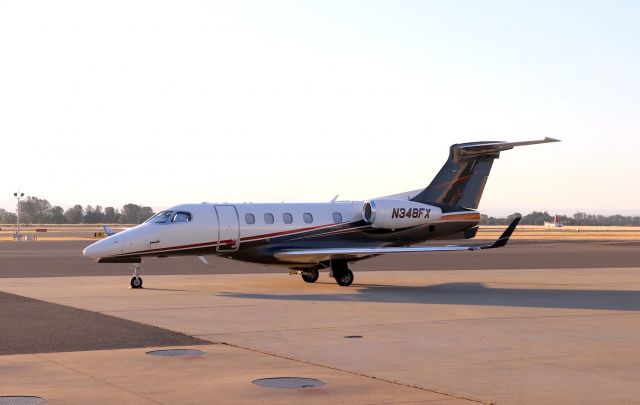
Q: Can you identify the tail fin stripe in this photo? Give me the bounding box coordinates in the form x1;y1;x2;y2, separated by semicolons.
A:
432;174;472;189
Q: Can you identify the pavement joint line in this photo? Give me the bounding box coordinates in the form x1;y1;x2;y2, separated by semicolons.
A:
43;293;249;302
477;353;597;365
405;267;640;272
480;282;637;288
372;399;461;404
194;311;640;337
212;341;491;404
34;353;165;405
106;304;261;313
363;399;457;404
424;311;640;323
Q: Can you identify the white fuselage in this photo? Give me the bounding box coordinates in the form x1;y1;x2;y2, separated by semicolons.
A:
84;201;366;259
83;200;479;263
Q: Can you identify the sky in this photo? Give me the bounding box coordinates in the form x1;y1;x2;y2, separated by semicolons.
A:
1;0;639;216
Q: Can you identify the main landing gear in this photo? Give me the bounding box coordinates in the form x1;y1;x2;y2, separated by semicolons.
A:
295;260;354;286
331;260;354;287
130;263;143;289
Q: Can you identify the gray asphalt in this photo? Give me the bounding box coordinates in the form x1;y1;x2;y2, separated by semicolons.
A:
0;290;208;355
0;240;638;278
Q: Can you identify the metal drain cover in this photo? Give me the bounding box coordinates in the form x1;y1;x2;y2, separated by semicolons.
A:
146;349;205;357
252;377;326;388
0;397;47;405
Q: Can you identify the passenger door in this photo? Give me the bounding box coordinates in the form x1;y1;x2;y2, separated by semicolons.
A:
215;205;240;252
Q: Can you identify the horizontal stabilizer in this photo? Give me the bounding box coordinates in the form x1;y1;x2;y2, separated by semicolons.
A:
455;137;560;159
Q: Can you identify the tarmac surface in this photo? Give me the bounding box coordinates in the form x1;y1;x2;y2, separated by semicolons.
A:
1;239;639;404
1;239;639;278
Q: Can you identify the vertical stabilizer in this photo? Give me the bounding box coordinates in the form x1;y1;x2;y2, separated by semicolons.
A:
410;138;559;209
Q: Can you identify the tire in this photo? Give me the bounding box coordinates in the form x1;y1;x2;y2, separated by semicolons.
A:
334;269;354;287
301;269;319;283
130;276;143;289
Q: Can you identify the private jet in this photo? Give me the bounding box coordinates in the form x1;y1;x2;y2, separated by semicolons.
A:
83;138;559;288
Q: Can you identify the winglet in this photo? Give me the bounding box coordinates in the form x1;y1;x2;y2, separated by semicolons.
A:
483;217;521;249
103;225;116;236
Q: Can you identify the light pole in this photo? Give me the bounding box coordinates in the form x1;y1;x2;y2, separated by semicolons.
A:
13;191;24;240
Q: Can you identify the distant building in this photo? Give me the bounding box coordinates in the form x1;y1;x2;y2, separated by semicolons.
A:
544;215;564;228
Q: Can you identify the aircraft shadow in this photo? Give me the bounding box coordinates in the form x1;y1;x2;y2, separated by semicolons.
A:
218;282;640;311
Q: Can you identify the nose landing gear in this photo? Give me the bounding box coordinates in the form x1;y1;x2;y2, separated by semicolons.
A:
130;263;143;289
301;268;319;283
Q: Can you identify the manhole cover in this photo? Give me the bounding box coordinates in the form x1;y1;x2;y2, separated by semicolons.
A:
344;335;364;339
145;349;205;357
252;377;326;388
0;397;47;405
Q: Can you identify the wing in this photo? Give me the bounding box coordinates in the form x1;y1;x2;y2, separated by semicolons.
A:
274;217;521;264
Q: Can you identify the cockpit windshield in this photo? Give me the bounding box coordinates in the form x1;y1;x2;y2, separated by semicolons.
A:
172;212;192;222
146;211;173;224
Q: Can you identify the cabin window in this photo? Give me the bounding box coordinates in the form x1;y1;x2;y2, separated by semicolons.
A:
172;212;192;223
303;213;313;224
245;213;255;224
264;213;274;224
146;211;173;224
332;212;343;224
283;213;293;224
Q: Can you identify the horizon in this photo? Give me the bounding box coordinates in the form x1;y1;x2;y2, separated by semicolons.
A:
2;194;640;219
2;1;639;215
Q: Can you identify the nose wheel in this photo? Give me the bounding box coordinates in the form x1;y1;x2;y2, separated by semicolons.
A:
301;268;319;283
130;276;143;288
130;263;143;289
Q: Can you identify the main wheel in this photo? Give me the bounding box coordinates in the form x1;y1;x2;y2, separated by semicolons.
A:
334;269;354;287
301;269;319;283
130;276;143;289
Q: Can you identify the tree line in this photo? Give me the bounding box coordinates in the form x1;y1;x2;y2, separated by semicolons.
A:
1;197;639;226
0;196;155;224
481;211;640;226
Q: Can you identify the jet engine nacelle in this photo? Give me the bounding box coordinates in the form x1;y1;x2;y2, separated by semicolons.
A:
362;199;443;229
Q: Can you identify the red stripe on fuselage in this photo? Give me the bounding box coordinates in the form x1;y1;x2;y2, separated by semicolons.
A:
115;222;341;256
240;223;335;242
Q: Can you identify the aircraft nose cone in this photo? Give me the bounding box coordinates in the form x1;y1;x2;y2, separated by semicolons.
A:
83;240;106;259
